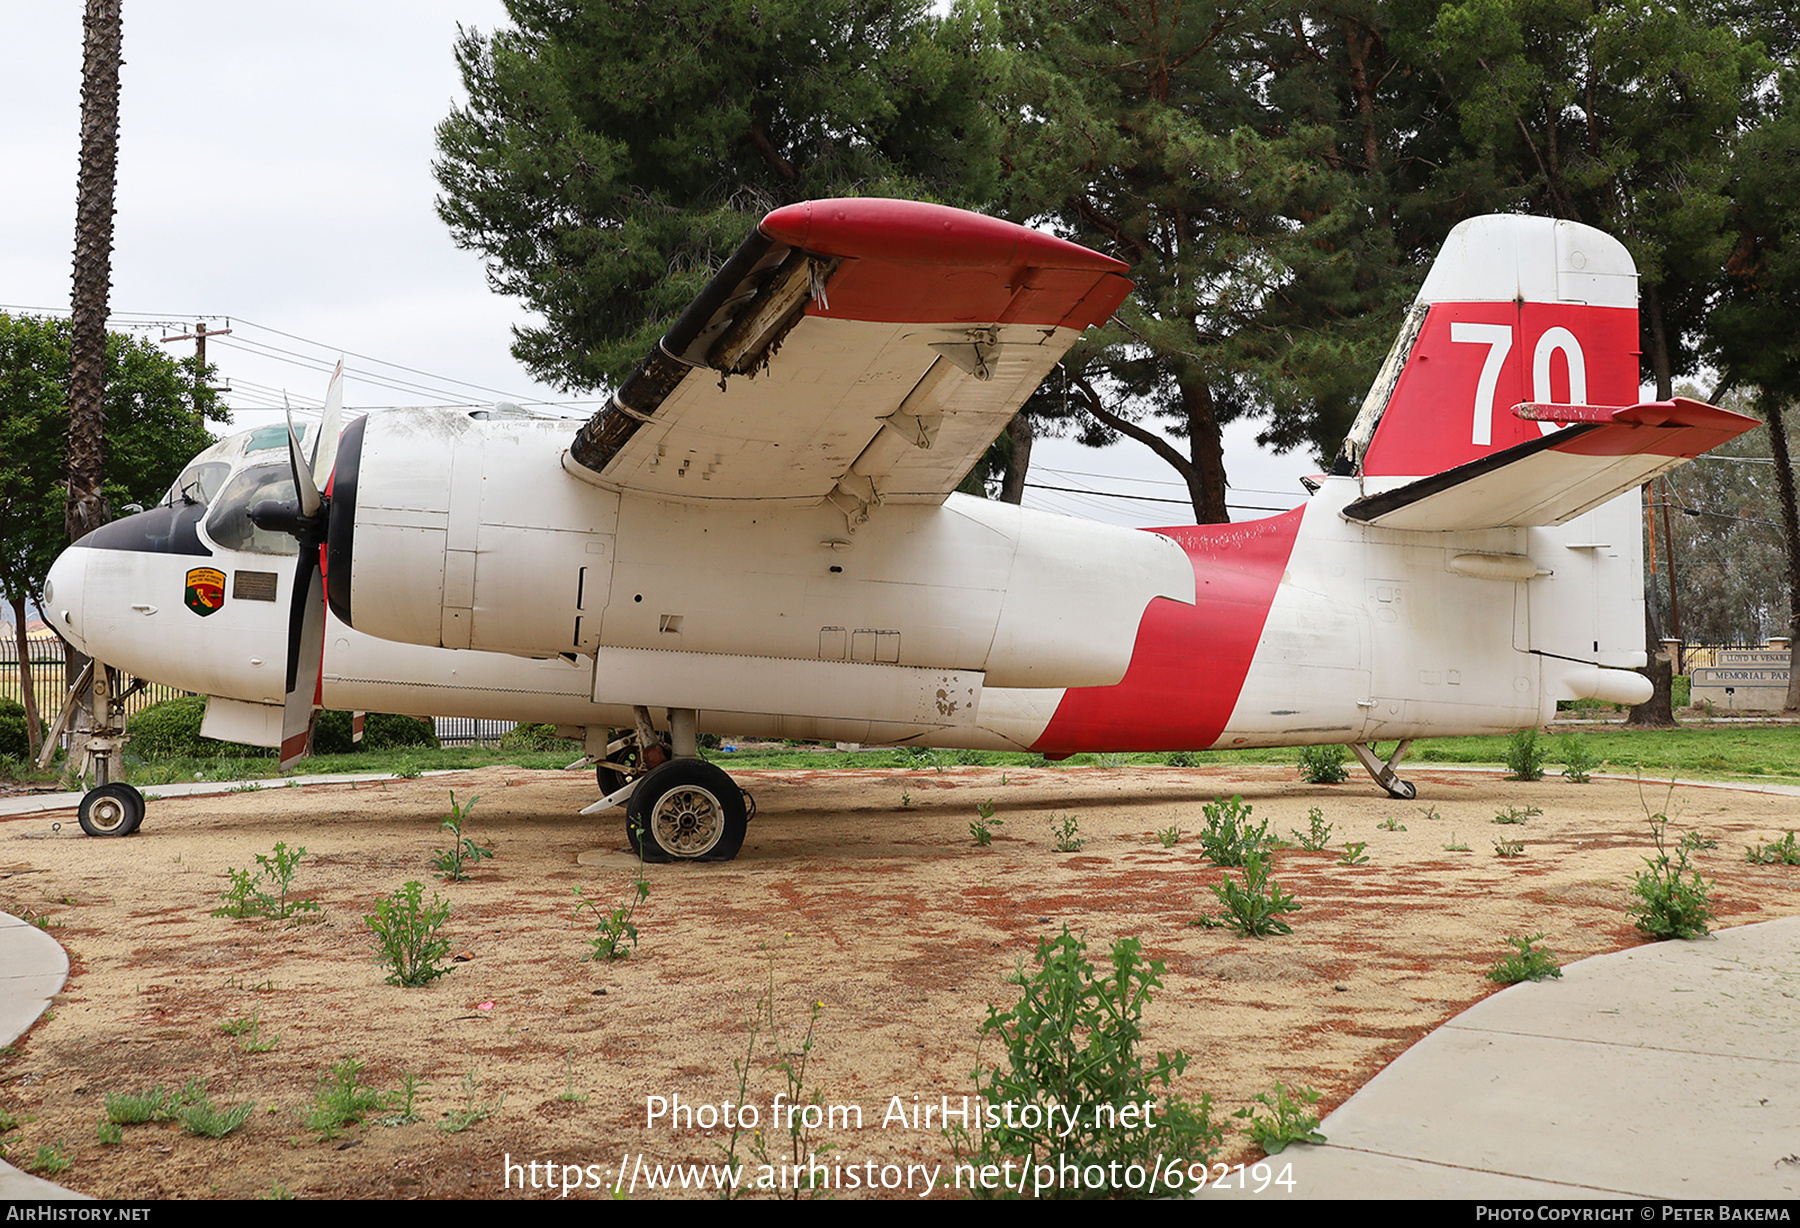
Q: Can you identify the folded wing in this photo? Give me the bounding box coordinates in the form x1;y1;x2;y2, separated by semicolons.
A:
564;199;1132;521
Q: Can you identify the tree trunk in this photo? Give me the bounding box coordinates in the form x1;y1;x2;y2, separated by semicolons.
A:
1626;601;1676;727
8;596;42;759
66;0;123;547
999;412;1033;505
1763;397;1800;712
1071;376;1229;524
1178;377;1230;524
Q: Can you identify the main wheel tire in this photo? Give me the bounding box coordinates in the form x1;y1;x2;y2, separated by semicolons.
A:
625;760;747;863
79;782;145;837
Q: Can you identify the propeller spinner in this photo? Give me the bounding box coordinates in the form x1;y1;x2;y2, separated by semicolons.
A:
248;361;346;767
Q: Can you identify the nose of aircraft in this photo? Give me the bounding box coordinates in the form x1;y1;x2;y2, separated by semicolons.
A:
43;545;90;656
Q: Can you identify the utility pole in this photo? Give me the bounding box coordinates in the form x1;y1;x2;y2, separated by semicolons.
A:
160;319;232;423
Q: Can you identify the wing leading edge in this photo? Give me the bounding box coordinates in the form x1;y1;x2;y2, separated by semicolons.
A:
564;200;1132;520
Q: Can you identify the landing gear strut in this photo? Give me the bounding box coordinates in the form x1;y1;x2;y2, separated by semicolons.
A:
38;659;146;836
1350;739;1416;800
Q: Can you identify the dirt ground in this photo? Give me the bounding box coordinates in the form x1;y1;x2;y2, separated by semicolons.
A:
3;761;1800;1200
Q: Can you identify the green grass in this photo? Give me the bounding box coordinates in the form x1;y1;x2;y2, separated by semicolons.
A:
109;726;1800;788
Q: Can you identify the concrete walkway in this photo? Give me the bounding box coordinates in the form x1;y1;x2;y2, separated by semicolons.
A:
0;911;80;1199
1201;915;1800;1200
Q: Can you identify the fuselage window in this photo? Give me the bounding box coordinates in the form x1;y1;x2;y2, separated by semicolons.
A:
204;463;300;556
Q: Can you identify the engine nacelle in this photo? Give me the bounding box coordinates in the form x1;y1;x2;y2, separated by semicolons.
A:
329;409;621;657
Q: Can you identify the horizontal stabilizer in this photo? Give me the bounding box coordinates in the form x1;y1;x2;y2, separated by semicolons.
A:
1342;398;1758;530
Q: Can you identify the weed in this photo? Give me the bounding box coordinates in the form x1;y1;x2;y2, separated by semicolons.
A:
1681;831;1719;851
756;992;830;1196
1493;839;1525;857
105;1079;207;1125
212;843;320;921
1486;933;1563;984
1746;831;1800;865
573;867;650;962
1416;804;1443;822
1297;744;1349;784
1198;795;1274;867
180;1098;255;1138
970;798;1003;846
364;881;453;987
439;1072;505;1134
305;1057;389;1140
264;1184;297;1200
559;1050;588;1104
1377;818;1407;832
900;791;912;808
378;1072;428;1127
1233;1083;1325;1154
1203;848;1300;938
952;929;1223;1198
393;762;422;779
96;1120;122;1145
31;1142;70;1176
1095;752;1129;768
222;1012;277;1052
1289;807;1333;851
1559;733;1598;784
1156;825;1181;848
1504;729;1545;781
1443;834;1471;852
1493;805;1542;825
1629;809;1714;940
1337;842;1369;865
1163;750;1199;767
431;792;493;882
1050;815;1085;853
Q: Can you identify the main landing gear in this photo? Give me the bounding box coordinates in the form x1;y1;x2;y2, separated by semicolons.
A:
582;707;753;862
1350;739;1416;800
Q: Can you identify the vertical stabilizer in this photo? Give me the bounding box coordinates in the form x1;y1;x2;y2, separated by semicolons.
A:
1343;216;1639;477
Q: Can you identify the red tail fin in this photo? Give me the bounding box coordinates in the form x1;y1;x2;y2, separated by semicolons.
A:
1345;216;1640;477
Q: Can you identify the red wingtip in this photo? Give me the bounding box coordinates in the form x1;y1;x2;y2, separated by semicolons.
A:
760;199;1127;273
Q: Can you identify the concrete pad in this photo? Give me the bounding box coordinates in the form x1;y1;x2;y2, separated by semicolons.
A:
0;912;67;1047
1201;917;1800;1199
0;911;82;1201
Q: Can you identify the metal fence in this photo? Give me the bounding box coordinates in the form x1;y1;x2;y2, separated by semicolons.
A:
1;639;188;723
433;717;518;747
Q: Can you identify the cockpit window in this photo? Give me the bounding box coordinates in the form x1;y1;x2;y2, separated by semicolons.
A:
204;463;300;556
164;461;232;508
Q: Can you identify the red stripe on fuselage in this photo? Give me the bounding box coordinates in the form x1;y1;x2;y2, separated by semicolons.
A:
1031;508;1305;754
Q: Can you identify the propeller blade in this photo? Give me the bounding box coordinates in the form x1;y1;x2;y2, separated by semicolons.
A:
279;549;326;770
285;403;323;521
311;360;344;495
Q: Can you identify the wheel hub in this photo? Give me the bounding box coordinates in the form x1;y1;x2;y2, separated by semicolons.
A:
651;785;725;857
89;797;128;833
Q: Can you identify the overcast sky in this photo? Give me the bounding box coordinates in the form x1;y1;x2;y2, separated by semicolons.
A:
2;1;1316;526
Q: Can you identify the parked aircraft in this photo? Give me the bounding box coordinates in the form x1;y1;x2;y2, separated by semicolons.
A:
42;199;1756;858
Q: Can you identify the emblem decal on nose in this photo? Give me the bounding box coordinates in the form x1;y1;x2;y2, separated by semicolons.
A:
184;567;226;617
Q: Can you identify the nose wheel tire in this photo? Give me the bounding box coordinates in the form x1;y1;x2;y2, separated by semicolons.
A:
626;760;746;862
79;782;146;837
